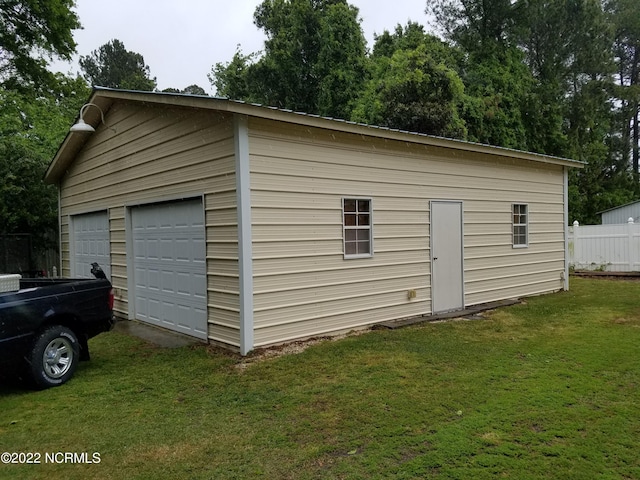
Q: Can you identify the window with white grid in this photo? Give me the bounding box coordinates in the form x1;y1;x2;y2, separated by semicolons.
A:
343;198;372;258
513;204;528;247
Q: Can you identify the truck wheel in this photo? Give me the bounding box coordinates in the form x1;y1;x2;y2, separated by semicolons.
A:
27;326;79;389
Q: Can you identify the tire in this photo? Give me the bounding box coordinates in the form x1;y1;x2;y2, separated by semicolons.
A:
27;326;79;389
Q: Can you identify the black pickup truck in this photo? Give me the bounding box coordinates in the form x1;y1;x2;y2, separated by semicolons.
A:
0;267;114;389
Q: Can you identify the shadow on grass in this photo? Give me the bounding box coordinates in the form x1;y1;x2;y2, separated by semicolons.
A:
0;374;30;394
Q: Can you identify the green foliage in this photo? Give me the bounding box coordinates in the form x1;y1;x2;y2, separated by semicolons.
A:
429;0;516;51
353;37;467;138
0;0;80;87
211;0;366;119
161;85;208;96
79;39;157;91
565;79;624;223
209;48;260;102
460;47;532;149
371;22;459;62
517;0;614;152
429;0;640;222
0;1;83;259
0;75;89;252
606;0;640;176
181;84;207;96
208;0;640;221
3;0;629;228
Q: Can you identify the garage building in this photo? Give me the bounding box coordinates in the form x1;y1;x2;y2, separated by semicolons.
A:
46;88;583;354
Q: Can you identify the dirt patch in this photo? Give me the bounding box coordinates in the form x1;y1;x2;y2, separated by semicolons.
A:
612;317;640;326
572;271;640;281
221;308;507;369
234;329;371;369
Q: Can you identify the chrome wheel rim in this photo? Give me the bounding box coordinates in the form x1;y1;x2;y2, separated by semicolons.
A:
42;338;74;379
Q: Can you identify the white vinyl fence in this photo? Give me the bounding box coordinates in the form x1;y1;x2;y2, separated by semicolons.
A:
568;219;640;272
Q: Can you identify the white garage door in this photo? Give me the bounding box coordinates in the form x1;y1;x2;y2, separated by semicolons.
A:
132;199;207;339
72;211;111;279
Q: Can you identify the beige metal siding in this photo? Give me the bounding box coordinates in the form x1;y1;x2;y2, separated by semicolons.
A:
109;207;127;318
58;103;239;346
248;118;565;347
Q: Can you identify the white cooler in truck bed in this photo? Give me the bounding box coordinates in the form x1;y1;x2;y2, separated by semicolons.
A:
0;274;21;293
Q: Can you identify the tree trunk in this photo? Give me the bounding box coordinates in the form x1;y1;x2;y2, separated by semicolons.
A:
634;45;640;177
634;105;639;176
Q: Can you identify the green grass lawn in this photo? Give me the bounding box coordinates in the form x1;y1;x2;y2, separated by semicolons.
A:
1;277;639;479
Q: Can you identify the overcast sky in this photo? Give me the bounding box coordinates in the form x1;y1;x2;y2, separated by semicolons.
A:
50;1;434;94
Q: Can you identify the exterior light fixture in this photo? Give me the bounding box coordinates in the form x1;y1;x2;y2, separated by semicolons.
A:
70;103;109;133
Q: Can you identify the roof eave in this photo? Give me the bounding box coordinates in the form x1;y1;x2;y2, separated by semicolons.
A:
45;87;584;185
45;90;115;184
597;199;640;215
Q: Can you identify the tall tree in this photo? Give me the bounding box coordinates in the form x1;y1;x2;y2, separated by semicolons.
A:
211;0;367;119
606;0;640;178
460;47;533;149
428;0;631;222
209;49;258;102
0;75;90;253
516;0;614;156
79;39;157;91
0;0;80;87
162;84;208;95
428;0;534;149
352;23;466;138
518;0;624;222
429;0;515;51
181;84;207;96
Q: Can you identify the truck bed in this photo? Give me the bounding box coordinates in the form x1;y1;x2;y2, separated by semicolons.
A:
0;275;115;388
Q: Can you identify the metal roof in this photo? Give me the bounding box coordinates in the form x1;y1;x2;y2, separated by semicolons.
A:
45;86;585;184
597;199;640;215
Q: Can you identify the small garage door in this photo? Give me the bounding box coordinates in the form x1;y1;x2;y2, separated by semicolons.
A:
72;211;111;279
132;199;207;339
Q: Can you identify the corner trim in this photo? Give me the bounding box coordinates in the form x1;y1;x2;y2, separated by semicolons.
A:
57;187;62;276
125;207;135;320
234;114;254;355
563;167;569;291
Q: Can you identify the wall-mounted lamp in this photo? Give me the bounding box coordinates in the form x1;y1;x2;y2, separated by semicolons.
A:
70;103;110;133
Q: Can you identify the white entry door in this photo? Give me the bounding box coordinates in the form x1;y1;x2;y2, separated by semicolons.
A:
431;201;464;313
131;199;207;339
71;211;111;279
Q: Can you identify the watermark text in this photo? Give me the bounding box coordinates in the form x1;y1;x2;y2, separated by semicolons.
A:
1;452;101;464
